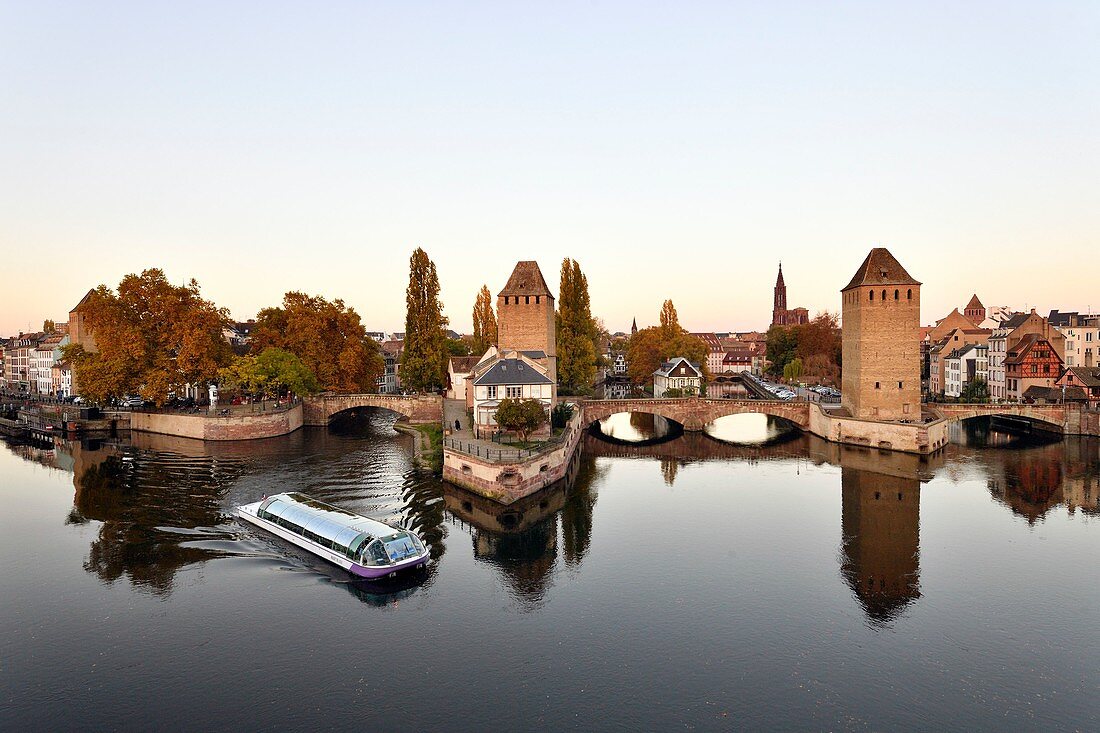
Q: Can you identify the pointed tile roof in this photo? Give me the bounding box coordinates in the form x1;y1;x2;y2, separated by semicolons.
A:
498;261;552;298
775;262;785;288
965;294;984;310
842;248;920;291
70;289;95;313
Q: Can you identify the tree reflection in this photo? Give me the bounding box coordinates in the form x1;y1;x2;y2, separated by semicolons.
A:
62;439;244;596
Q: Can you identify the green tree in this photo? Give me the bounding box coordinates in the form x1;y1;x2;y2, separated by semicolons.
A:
495;398;547;443
783;357;803;382
765;325;799;377
471;285;497;355
251;292;382;392
961;377;990;402
62;269;231;404
401;247;449;392
556;258;598;394
43;319;56;333
255;347;320;396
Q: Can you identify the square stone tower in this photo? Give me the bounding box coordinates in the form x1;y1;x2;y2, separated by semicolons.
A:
497;261;557;384
841;248;921;420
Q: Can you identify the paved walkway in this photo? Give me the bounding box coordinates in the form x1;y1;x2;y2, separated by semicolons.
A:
442;397;563;461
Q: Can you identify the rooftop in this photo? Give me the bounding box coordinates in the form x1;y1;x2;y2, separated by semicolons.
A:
474;357;553;386
498;261;552;298
842;248;921;291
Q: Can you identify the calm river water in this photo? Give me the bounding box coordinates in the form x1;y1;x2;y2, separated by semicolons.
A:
2;410;1098;731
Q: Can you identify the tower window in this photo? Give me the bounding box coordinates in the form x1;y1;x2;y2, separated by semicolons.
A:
869;291;874;301
525;296;530;304
535;296;540;304
898;381;903;389
881;289;887;301
875;382;880;389
504;296;509;305
894;289;899;300
907;289;912;300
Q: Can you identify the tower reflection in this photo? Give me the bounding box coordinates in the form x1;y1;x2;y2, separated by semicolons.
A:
840;466;921;624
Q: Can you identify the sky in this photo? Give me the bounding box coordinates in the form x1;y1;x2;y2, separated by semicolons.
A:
2;1;1097;336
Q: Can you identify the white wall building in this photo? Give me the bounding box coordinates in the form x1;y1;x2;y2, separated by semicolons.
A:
471;352;554;438
653;357;703;398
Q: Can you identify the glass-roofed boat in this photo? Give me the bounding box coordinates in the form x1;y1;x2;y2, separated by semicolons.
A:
237;492;429;578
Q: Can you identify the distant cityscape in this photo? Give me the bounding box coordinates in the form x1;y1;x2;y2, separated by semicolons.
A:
2;260;1098;413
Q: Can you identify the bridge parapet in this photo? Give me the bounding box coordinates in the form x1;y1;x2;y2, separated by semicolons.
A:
303;393;443;426
934;403;1077;432
579;397;811;431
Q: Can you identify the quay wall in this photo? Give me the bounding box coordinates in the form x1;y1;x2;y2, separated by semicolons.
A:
128;404;303;441
809;406;950;454
443;411;585;504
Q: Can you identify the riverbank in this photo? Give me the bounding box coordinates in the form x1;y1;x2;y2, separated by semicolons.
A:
394;421;443;472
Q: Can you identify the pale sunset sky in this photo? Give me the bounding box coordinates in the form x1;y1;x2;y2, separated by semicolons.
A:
2;2;1097;336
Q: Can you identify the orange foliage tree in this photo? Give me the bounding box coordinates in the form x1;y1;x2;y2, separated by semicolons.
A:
251;292;383;392
63;269;231;403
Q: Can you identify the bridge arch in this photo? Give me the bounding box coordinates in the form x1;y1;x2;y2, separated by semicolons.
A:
934;404;1071;435
303;393;443;427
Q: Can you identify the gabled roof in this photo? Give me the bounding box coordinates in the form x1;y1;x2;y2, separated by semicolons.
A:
654;357;703;378
448;356;480;374
1004;333;1061;366
965;294;984;311
1060;366;1100;388
842;248;920;291
498;261;552;298
70;289;95;313
473;357;552;386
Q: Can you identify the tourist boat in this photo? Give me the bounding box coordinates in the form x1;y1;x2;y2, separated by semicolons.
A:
236;492;429;578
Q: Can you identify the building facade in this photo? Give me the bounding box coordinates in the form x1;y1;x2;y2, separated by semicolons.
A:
653;357;702;397
1005;334;1064;402
471;352;554;438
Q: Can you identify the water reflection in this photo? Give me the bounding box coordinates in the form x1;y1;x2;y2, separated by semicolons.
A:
443;449;600;610
705;413;801;446
840;466;922;624
8;409;445;599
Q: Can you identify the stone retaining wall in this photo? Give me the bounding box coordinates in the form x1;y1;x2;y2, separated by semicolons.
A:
128;404;303;441
443;412;585;504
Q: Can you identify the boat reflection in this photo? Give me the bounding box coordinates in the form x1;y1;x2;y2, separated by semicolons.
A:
443;449;600;610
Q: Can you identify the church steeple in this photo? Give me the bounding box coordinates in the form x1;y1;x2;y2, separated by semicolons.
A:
631;317;637;335
772;262;788;325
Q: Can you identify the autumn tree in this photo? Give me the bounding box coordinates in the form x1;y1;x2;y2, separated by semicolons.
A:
556;258;598;394
495;398;547;443
766;312;841;381
62;269;231;404
251;293;382;392
626;300;709;386
471;285;497;355
43;319;57;333
401;247;449;392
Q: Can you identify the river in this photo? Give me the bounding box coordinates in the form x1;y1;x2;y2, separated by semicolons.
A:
1;410;1098;731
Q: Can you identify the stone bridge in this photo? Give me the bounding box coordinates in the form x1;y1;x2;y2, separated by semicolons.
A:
303;393;444;426
579;397;811;431
934;402;1098;435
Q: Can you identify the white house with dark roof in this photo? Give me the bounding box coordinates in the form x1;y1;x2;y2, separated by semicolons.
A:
653;357;703;397
471;350;554;437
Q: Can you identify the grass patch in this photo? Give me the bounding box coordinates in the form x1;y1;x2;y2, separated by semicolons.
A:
412;422;443;474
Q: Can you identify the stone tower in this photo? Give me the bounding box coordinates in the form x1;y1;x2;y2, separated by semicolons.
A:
772;263;787;326
841;248;921;420
497;261;557;383
963;294;986;325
